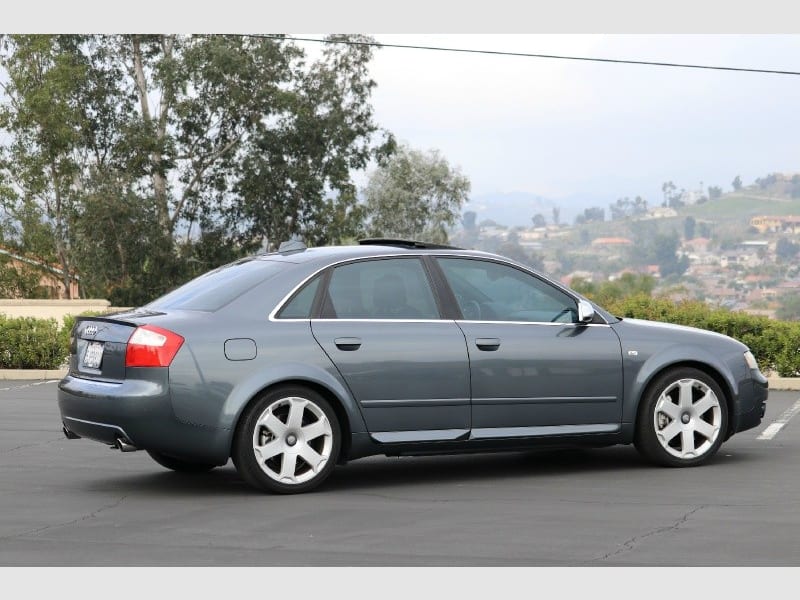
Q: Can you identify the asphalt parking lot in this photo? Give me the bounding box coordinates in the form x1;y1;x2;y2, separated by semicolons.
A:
1;380;798;566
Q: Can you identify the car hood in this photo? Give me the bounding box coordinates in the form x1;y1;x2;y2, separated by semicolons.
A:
613;317;748;351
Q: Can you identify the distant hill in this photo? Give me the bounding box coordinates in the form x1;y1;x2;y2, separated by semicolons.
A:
464;191;612;227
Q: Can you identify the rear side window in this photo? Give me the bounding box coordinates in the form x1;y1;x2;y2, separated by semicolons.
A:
147;259;286;311
324;258;439;319
276;275;322;319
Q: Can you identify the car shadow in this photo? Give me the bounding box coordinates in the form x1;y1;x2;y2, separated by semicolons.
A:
82;445;763;496
323;446;649;492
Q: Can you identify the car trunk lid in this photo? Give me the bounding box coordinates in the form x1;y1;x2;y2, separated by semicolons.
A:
70;316;140;381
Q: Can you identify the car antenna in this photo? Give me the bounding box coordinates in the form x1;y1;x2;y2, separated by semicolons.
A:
278;240;307;254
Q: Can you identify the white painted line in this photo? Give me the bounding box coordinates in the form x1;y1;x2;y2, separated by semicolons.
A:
0;380;58;393
758;399;800;440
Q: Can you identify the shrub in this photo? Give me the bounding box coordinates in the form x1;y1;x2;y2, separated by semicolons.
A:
603;294;800;376
0;315;67;369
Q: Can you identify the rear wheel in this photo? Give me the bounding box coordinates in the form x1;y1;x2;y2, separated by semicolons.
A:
147;450;216;473
232;386;340;494
635;367;728;467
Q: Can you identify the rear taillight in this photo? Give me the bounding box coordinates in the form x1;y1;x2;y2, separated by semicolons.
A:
125;325;184;368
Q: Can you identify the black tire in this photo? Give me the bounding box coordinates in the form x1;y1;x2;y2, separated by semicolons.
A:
232;385;341;494
147;450;217;473
635;367;728;467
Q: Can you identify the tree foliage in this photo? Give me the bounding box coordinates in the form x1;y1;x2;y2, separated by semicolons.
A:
609;196;647;220
364;143;470;244
574;206;605;225
0;34;393;303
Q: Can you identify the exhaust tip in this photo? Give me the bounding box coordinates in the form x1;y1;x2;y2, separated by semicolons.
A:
62;426;81;440
114;437;139;453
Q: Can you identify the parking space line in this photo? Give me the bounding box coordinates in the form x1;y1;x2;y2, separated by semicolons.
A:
0;380;58;393
757;399;800;440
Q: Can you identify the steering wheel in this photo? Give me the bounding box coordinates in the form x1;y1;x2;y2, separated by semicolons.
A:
550;308;574;323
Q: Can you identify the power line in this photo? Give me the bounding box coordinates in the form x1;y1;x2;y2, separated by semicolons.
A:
248;34;800;77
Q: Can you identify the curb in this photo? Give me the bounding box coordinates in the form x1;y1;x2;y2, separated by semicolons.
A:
766;377;800;391
0;369;799;390
0;369;68;381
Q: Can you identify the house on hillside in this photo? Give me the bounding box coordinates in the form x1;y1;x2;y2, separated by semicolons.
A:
750;215;800;234
0;246;80;299
590;237;634;248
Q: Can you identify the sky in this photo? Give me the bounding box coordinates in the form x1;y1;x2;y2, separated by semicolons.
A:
300;34;800;213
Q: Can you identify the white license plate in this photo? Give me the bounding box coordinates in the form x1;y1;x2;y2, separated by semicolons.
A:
83;341;104;369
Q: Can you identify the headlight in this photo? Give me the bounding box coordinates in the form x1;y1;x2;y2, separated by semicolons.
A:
744;351;759;370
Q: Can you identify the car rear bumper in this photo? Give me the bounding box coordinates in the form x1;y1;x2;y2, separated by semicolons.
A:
58;371;230;465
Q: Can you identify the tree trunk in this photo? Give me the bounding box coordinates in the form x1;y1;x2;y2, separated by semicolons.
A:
49;163;73;299
131;35;171;237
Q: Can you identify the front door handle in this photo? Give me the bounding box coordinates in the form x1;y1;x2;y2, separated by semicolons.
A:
334;337;362;351
475;338;501;351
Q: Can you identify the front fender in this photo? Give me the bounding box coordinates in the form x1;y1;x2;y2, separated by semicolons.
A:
622;343;742;425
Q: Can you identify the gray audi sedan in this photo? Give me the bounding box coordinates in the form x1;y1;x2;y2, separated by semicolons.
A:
58;239;768;493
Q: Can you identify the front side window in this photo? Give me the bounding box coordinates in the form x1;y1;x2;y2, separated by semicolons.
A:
324;258;439;319
437;258;578;323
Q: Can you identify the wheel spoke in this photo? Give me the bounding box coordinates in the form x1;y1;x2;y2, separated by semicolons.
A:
656;398;680;420
693;392;717;416
286;399;306;430
258;412;287;437
255;439;283;461
693;419;718;440
302;418;329;441
279;452;298;480
657;420;681;444
299;444;326;473
681;428;695;455
678;380;694;410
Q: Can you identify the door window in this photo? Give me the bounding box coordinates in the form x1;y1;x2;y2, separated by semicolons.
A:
325;258;440;319
438;258;578;323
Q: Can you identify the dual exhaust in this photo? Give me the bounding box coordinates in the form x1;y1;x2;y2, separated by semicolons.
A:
61;425;139;452
114;437;139;452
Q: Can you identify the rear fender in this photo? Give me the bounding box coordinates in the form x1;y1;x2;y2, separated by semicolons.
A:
218;362;367;436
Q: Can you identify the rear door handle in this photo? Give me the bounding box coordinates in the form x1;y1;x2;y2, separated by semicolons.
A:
475;338;501;351
334;337;362;351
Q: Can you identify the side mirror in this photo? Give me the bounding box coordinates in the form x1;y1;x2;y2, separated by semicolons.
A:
577;300;595;324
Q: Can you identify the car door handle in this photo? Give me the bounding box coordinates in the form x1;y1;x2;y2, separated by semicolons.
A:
475;338;501;351
334;337;362;351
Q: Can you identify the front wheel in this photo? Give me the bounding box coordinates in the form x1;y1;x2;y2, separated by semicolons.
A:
635;368;728;467
232;386;340;494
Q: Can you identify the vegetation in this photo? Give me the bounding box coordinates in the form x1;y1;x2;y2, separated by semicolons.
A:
1;34;395;305
570;278;800;377
364;143;469;244
0;314;70;369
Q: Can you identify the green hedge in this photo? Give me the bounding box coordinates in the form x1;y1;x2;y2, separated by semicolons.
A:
0;315;72;369
1;302;798;376
605;294;800;377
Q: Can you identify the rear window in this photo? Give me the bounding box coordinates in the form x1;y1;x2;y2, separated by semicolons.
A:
146;258;286;311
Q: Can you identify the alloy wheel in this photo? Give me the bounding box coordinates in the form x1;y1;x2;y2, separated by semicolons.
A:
251;396;334;485
653;377;722;460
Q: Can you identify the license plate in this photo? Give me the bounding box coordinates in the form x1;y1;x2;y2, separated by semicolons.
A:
83;341;104;369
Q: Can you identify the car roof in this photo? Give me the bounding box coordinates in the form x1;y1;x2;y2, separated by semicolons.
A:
256;243;502;266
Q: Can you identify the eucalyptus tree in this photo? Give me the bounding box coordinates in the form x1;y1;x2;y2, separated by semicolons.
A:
1;34;393;302
364;143;470;244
